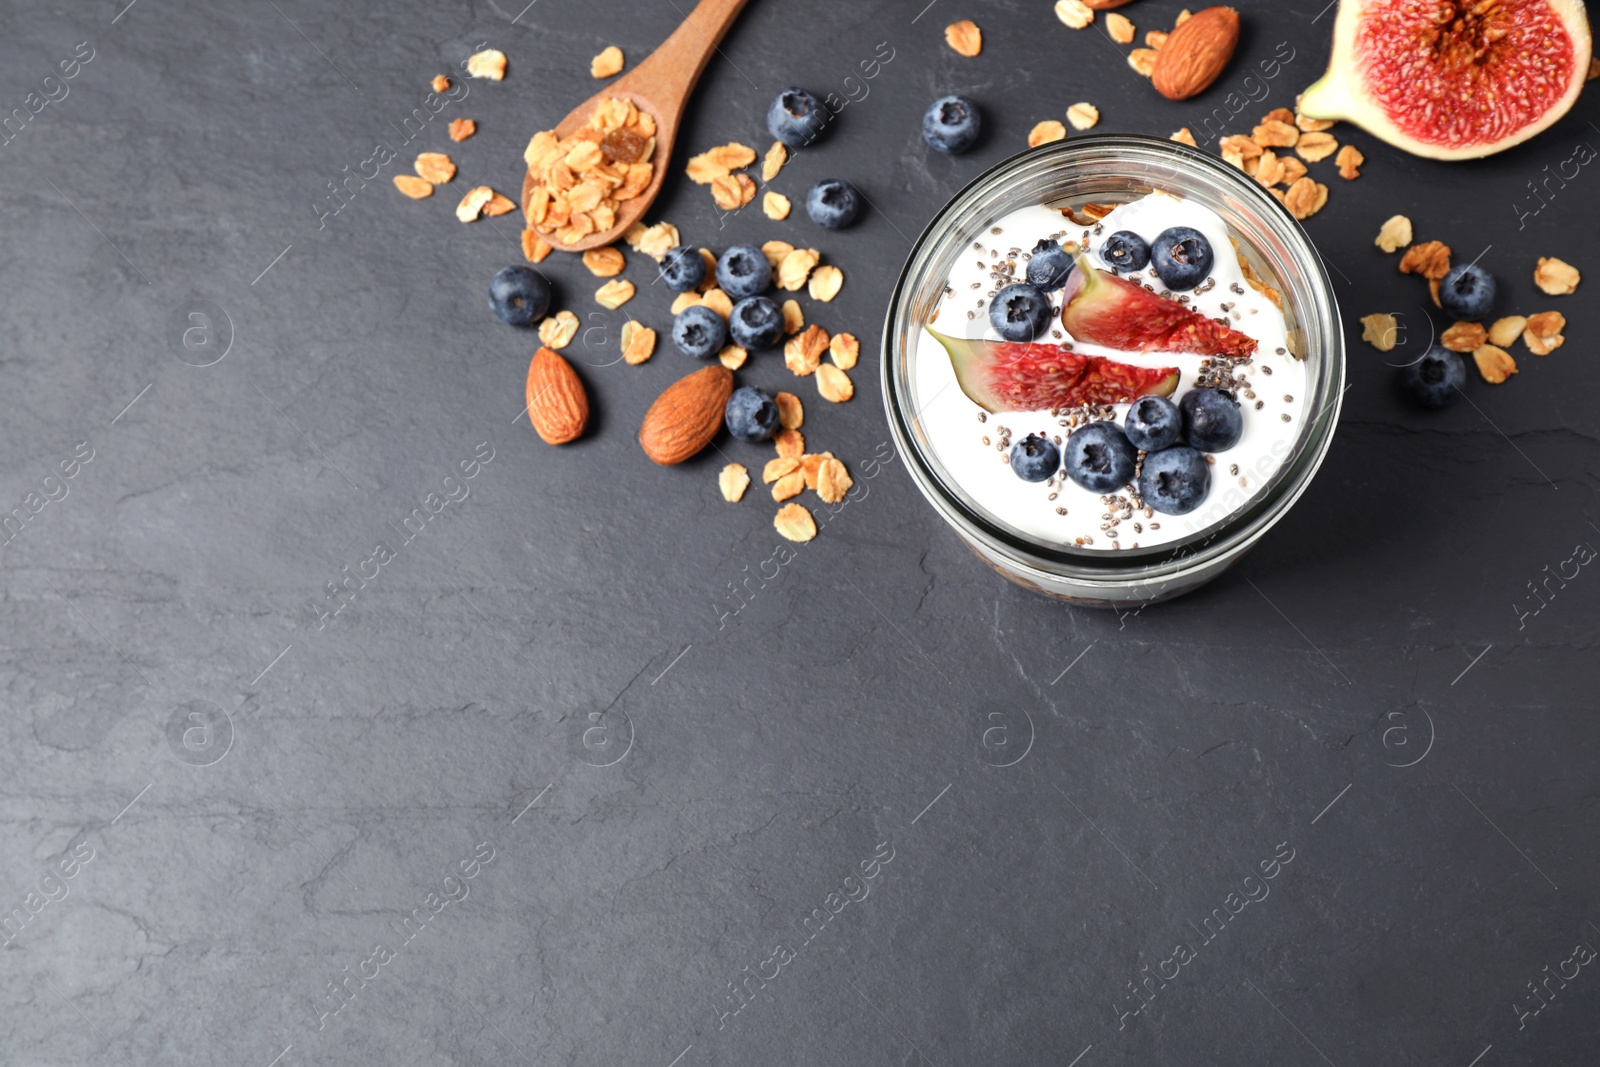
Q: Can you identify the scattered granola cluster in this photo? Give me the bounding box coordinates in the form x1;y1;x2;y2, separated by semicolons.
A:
1361;215;1578;387
716;385;855;543
390;51;514;215
1172;100;1358;221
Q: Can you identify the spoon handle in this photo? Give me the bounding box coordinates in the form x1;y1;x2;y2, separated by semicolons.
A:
613;0;753;111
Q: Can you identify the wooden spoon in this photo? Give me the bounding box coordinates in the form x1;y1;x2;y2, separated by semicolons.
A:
521;0;752;253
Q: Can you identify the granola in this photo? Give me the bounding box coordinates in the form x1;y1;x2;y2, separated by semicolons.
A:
773;503;817;542
524;97;657;247
945;20;983;56
1398;240;1451;280
816;363;854;403
594;279;634;309
719;463;750;502
590;45;624;78
583;247;625;277
1534;256;1580;296
1359;312;1398;352
829;332;860;369
1440;321;1487;353
1066;102;1100;131
1473;344;1518;383
537;310;579;349
393;175;433;199
1522;311;1565;355
1029;120;1067;147
620;320;656;364
1054;0;1094;29
466;49;506;80
1488;315;1527;348
1375;215;1413;254
808;265;843;302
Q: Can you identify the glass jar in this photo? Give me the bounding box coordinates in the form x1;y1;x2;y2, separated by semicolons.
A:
880;135;1345;608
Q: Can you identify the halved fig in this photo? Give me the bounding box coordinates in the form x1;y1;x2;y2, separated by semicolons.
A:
1060;252;1258;359
928;331;1179;413
1299;0;1592;161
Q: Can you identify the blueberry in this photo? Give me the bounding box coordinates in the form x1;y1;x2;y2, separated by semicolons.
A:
767;87;832;148
922;94;981;155
1124;395;1183;451
725;386;780;443
729;296;784;350
1138;446;1211;515
1026;239;1076;291
988;282;1052;343
658;247;706;293
716;245;771;300
1062;422;1137;493
1009;433;1061;482
1180;388;1243;451
1438;263;1496;320
1100;230;1151;273
672;305;727;360
1401;344;1465;409
1150;226;1214;291
487;266;551;327
806;179;860;229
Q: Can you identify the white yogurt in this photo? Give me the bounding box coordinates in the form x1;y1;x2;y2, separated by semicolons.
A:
911;193;1308;550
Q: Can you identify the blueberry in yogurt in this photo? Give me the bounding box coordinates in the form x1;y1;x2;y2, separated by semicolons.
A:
1063;422;1137;493
1150;226;1214;290
922;94;981;155
1124;394;1183;452
1138;446;1211;515
988;282;1051;342
1009;434;1061;482
1100;230;1151;272
1026;238;1076;291
1180;388;1243;451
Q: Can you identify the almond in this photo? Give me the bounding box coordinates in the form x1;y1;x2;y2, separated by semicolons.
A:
1151;6;1239;101
639;365;734;465
525;346;588;445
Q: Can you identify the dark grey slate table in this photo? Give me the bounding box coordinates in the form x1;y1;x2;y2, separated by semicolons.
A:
4;1;1596;1063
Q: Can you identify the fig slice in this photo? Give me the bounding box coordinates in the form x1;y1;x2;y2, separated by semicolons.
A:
1298;0;1592;161
928;331;1179;413
1060;251;1258;359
